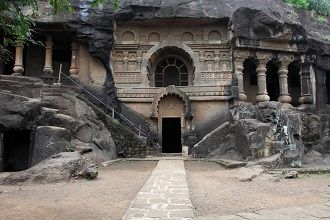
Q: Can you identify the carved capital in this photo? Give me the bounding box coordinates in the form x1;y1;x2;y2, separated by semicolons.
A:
256;51;272;64
278;53;294;68
234;49;249;62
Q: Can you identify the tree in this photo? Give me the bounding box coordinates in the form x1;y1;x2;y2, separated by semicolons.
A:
0;0;119;63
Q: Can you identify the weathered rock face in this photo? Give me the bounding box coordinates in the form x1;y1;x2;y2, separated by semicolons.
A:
119;0;330;56
0;152;91;185
32;0;118;109
193;101;327;167
193;122;249;159
0;76;147;171
0;92;41;130
32;126;72;165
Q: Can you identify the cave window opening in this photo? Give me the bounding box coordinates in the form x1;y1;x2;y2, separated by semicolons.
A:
155;56;189;87
288;62;301;107
243;58;257;86
266;61;280;101
1;130;32;172
52;37;72;81
3;46;15;75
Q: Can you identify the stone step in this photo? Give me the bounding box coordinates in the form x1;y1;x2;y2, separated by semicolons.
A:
214;159;247;169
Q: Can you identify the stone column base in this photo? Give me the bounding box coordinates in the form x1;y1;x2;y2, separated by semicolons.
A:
256;94;270;103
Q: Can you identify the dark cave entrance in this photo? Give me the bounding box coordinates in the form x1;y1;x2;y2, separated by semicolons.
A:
327;71;330;105
266;61;280;101
288;61;301;107
1;130;32;172
162;118;182;153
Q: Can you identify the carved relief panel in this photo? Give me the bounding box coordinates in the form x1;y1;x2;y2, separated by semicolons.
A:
113;22;231;86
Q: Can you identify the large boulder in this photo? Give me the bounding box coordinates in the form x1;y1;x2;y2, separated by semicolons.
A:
238;119;271;158
31;126;72;165
193;122;249;159
231;102;258;121
258;101;281;124
0;152;92;185
194;101;310;167
40;92;118;161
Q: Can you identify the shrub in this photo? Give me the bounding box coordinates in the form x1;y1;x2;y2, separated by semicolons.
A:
308;0;330;16
285;0;330;16
285;0;308;9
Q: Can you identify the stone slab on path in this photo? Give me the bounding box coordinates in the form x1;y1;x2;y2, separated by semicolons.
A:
122;160;194;220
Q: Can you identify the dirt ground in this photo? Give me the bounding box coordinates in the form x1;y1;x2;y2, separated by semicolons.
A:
0;161;157;220
185;161;330;217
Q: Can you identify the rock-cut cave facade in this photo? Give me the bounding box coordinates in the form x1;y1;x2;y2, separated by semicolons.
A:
0;9;330;157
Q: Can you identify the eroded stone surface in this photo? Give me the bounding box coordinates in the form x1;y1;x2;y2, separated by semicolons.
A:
0;152;91;185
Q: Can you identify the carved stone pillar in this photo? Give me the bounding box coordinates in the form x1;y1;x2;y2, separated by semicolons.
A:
12;41;24;76
43;35;53;83
199;51;205;71
255;64;269;103
234;50;249;101
214;53;220;71
69;41;78;78
299;56;313;105
277;56;292;104
255;51;271;102
123;51;128;71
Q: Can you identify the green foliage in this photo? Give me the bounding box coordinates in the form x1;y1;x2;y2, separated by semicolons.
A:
0;0;38;63
308;0;330;16
50;0;74;14
285;0;308;9
315;15;328;24
285;0;330;16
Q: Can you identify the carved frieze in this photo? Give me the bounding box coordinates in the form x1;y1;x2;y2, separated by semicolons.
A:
117;85;232;99
114;71;141;84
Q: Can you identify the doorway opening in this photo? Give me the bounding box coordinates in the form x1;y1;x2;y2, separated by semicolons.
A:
2;130;31;171
266;61;280;101
326;71;330;104
162;118;182;153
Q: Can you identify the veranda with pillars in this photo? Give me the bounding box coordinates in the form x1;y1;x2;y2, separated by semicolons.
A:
9;34;79;82
235;49;314;107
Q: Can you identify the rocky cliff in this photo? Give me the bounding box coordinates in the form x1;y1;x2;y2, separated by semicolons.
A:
118;0;330;56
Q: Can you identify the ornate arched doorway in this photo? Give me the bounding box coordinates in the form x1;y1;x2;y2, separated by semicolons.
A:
150;86;193;153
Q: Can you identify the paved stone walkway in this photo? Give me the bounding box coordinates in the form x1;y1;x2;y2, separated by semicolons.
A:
195;203;330;220
122;160;194;220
